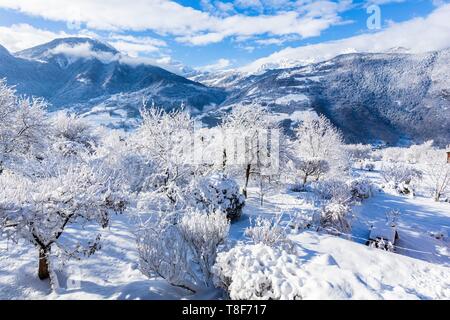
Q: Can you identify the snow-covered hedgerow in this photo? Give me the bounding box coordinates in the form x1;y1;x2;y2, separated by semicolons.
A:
189;174;245;221
212;244;303;300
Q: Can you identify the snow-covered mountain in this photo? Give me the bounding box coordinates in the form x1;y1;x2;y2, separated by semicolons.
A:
204;49;450;146
0;38;226;128
1;37;449;144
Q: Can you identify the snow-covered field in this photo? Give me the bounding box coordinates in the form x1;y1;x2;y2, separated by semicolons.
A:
1;179;448;300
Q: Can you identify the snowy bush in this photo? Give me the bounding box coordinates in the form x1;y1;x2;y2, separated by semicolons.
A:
348;178;373;200
369;238;395;252
137;213;197;292
189;174;245;221
292;210;315;231
380;147;406;163
312;179;352;204
360;160;375;171
385;209;400;227
244;215;294;252
51;112;98;156
381;164;422;196
212;244;303;300
138;209;230;292
319;202;352;235
346;144;372;162
179;210;230;286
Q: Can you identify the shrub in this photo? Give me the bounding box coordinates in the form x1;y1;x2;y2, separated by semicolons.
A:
312;179;352;204
189;174;245;221
244;215;294;252
212;244;303;300
319;202;352;235
137;209;230;292
381;164;422;196
179;210;230;286
348;178;373;200
359;160;375;171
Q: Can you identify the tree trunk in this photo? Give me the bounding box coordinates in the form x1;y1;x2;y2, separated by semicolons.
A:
222;149;227;171
243;164;251;198
259;178;264;207
38;248;50;280
434;193;441;202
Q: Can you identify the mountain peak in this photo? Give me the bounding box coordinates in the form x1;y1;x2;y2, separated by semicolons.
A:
0;44;10;56
16;37;119;61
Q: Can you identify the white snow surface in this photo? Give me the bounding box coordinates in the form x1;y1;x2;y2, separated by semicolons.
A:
1;178;449;300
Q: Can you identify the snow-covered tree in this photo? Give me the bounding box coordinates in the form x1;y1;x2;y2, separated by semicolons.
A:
0;80;49;174
130;107;197;203
421;148;450;201
294;114;348;184
221;104;276;198
296;159;330;184
0;163;126;280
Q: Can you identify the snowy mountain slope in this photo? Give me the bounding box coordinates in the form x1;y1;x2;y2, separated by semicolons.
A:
0;38;226;126
209;49;450;145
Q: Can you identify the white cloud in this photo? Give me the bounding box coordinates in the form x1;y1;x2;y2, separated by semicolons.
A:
0;23;69;52
197;58;232;72
108;34;167;57
365;0;405;6
0;0;351;45
242;3;450;72
45;41;187;74
49;42;119;63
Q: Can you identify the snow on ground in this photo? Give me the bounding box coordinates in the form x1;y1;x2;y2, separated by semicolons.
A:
274;94;309;105
0;180;449;300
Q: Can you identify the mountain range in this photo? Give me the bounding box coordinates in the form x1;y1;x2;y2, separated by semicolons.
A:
0;37;449;145
0;38;226;128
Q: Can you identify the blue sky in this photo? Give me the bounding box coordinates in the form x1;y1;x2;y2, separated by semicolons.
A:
0;0;448;72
